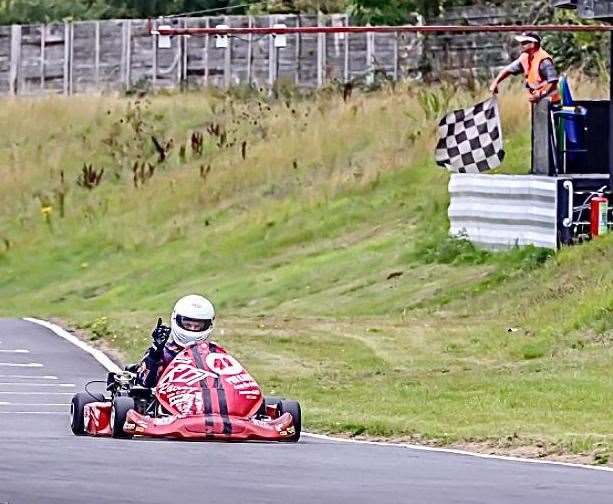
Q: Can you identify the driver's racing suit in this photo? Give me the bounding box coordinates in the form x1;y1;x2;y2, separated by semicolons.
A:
136;321;181;388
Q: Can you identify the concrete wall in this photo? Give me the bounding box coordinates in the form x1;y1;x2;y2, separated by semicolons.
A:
448;174;559;250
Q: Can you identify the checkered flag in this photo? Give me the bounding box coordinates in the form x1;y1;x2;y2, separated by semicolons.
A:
435;97;505;173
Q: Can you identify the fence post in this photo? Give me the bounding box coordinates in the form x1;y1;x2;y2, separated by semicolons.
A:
178;18;187;87
63;22;71;95
203;17;209;87
151;23;157;89
224;16;231;89
247;16;253;86
69;22;75;94
393;31;399;81
366;27;374;85
343;15;349;83
316;13;325;87
94;21;100;88
120;20;132;91
40;25;45;91
120;21;126;89
294;15;300;85
126;20;132;90
9;25;21;96
268;16;275;88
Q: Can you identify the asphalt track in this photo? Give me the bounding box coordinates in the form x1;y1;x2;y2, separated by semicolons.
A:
0;318;611;504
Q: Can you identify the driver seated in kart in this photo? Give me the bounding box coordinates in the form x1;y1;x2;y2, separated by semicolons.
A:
136;294;215;388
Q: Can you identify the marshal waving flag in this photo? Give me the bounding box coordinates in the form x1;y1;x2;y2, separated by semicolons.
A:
434;97;505;173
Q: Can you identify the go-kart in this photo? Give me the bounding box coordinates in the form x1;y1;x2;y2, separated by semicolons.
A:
70;340;301;441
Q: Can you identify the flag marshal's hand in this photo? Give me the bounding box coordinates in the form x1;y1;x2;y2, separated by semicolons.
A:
528;94;541;103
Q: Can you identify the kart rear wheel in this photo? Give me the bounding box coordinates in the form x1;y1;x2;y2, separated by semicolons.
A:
277;399;301;442
111;396;135;439
70;392;104;436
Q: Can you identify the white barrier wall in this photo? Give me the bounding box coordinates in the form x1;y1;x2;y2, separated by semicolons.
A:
448;174;558;250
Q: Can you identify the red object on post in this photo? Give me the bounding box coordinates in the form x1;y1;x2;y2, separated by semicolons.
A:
590;195;609;237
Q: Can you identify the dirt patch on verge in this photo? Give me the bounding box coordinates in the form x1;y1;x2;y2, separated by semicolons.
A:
49;317;127;367
327;432;612;468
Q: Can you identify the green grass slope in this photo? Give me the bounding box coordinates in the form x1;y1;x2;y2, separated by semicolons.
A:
0;84;610;462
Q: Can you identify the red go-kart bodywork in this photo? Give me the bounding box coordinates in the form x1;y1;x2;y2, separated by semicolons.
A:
80;341;298;441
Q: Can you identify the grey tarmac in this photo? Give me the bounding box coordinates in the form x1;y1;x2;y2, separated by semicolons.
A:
0;318;611;504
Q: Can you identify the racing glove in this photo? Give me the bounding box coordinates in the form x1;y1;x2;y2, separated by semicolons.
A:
151;317;171;351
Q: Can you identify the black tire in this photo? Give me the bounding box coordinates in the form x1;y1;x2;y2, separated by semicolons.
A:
277;399;301;442
70;392;105;436
111;396;135;439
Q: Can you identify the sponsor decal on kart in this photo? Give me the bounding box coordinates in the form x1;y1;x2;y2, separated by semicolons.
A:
278;426;295;436
85;405;102;426
124;420;136;432
159;363;217;386
226;372;259;393
238;390;260;399
168;391;197;415
157;363;218;414
153;415;177;426
173;356;195;365
205;352;244;376
231;380;259;390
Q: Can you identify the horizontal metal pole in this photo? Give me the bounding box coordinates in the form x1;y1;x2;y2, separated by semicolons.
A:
153;24;613;37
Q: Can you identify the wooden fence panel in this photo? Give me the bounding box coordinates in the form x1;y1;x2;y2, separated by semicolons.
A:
184;17;209;88
296;15;319;88
249;15;271;89
40;24;65;95
0;8;519;97
324;14;349;83
72;21;97;94
347;31;368;83
397;32;421;80
153;17;182;90
98;20;123;92
204;15;227;89
0;26;10;93
129;19;156;90
19;24;42;94
226;15;251;88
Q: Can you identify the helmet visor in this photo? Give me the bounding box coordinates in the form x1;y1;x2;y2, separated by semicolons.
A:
176;315;212;332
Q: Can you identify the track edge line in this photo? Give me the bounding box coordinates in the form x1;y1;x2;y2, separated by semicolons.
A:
301;433;613;472
23;317;122;374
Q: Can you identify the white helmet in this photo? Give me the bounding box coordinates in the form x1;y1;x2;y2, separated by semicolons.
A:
170;295;215;348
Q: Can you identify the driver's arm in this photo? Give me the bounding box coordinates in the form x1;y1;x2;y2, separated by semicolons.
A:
137;319;170;388
490;58;522;94
137;347;163;388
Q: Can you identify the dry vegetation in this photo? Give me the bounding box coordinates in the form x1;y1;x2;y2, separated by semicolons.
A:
0;79;610;464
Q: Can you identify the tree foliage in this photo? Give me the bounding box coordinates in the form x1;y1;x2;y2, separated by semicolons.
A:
0;0;481;25
349;0;475;25
0;0;248;25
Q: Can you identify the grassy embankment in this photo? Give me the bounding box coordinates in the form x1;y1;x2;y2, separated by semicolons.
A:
0;80;611;463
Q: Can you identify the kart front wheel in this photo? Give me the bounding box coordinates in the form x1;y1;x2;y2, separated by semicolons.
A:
278;399;301;442
256;395;284;417
111;396;135;439
70;392;104;436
